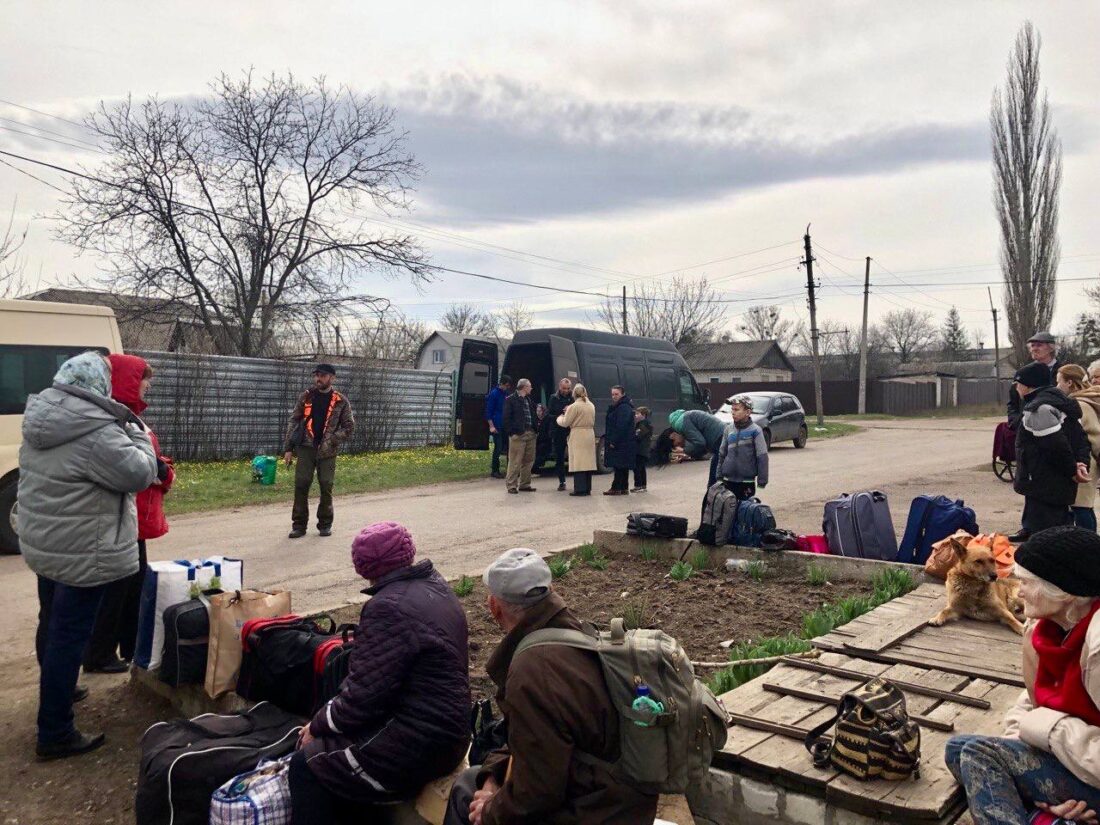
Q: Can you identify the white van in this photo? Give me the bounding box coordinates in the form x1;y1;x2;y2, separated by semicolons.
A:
0;299;124;553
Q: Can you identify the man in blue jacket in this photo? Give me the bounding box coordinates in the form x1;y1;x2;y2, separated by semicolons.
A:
484;375;512;479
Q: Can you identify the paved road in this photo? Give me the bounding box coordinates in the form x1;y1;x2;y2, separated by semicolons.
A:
0;418;1020;664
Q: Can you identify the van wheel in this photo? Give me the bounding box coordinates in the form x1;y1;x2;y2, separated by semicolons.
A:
794;424;808;449
762;428;773;448
596;436;609;474
0;475;19;555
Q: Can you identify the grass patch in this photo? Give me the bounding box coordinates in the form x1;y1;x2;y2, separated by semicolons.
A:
806;563;830;586
622;598;651;630
587;553;610;571
547;556;573;580
574;544;599;564
707;635;813;694
709;565;918;694
669;561;694;581
688;547;712;571
452;575;476;598
806;420;860;440
744;560;767;582
164;446;491;516
639;544;659;562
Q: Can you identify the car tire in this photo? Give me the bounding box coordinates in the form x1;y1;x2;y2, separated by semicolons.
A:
794;424;808;449
0;475;19;556
762;428;773;448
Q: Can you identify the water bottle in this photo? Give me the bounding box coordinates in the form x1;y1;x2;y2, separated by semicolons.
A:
725;558;754;572
631;684;664;727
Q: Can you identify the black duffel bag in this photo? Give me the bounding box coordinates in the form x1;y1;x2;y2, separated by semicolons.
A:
159;591;221;688
627;512;689;539
237;614;336;715
135;701;301;825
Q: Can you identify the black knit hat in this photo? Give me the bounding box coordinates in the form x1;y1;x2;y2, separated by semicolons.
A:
1015;525;1100;597
1013;360;1052;390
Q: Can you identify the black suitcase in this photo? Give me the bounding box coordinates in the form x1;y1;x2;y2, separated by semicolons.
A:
135;701;301;825
237;615;336;715
159;594;219;688
312;626;355;713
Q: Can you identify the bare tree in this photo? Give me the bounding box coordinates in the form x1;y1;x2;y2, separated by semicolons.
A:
940;306;969;359
57;72;430;357
494;300;532;337
594;275;726;354
880;308;936;364
354;309;429;364
736;304;804;352
440;302;497;336
0;197;29;298
992;22;1062;364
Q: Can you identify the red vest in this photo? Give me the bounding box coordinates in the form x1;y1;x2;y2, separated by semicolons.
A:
304;391;341;441
1032;600;1100;727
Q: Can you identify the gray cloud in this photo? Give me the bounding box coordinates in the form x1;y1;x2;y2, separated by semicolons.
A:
391;76;990;224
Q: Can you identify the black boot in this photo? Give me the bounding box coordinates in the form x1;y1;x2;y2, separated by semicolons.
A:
36;730;106;761
1007;530;1030;544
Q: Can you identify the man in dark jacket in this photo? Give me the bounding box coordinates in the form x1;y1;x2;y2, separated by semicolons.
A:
283;364;356;538
485;375;513;479
444;548;659;825
604;385;637;495
1007;332;1060;430
502;379;539;495
1012;361;1092;539
545;378;574;491
290;522;470;825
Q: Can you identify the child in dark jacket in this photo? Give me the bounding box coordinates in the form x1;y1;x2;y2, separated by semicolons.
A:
633;406;653;492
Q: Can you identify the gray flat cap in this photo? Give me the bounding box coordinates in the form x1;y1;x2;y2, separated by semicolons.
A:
484;548;551;606
1028;331;1056;344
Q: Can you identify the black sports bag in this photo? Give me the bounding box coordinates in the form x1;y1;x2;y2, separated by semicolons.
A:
159;592;221;688
237;614;337;715
626;512;689;539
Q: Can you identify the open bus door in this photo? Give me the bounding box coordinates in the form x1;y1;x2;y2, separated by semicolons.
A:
548;334;581;385
454;339;498;449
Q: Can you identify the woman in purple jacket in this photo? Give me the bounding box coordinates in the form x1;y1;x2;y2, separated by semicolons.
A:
289;522;471;824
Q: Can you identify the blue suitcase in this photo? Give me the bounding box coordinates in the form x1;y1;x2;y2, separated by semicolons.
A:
897;495;979;564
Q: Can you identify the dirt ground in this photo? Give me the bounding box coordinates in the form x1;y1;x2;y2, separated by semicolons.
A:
0;550;873;824
462;550;871;700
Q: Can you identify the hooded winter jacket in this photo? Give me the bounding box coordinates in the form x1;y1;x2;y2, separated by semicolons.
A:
604;395;637;470
108;354;174;540
1014;386;1089;507
669;408;726;459
1070;386;1100;509
306;560;470;798
719;418;769;486
18;384;158;587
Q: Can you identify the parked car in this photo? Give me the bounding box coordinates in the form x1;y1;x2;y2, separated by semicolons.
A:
454;327;709;471
0;299;124;554
714;390;808;448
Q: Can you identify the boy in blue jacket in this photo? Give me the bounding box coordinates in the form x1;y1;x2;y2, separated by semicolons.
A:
718;397;769;500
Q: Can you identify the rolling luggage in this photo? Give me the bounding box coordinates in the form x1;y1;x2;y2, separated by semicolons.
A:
311;625;355;713
236;615;337;715
159;592;221;688
698;482;740;546
896;495;979;565
135;702;301;825
823;491;898;560
731;498;777;548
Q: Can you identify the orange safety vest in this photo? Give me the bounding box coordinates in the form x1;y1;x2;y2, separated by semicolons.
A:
303;391;342;442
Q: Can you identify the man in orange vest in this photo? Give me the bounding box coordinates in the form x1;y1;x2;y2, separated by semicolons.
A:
283;364;356;538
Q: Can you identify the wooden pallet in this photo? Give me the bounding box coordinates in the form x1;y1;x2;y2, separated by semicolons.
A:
716;584;1025;822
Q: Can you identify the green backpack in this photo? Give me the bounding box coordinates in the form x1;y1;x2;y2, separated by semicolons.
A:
514;618;730;794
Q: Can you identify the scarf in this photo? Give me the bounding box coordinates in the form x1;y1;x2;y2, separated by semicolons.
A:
1032;600;1100;726
53;351;111;398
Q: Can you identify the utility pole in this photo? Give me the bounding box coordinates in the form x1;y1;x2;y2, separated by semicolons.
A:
803;225;824;426
988;287;1001;381
858;256;871;415
622;285;629;335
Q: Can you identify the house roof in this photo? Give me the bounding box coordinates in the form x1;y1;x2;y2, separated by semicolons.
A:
686;340;795;373
415;330;511;364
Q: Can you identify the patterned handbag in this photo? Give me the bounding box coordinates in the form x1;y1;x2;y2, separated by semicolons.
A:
210;756;292;825
804;678;921;780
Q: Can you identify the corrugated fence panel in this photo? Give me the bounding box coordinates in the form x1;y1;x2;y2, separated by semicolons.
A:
135;351;454;460
957;378;1011;408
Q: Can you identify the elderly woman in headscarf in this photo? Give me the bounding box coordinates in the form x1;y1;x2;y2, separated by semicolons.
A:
18;351;158;760
945;525;1100;824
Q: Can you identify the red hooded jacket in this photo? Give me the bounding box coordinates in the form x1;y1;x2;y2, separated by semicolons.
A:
109;354;174;540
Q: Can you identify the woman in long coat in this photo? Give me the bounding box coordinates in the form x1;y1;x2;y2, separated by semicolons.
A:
557;384;597;496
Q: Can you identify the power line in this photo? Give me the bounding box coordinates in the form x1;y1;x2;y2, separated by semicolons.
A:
0;124;102;154
0;97;91;130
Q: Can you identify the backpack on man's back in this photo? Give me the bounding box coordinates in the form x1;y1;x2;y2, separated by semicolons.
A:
513;619;730;795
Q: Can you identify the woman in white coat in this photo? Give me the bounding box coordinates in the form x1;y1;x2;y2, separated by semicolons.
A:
557;383;597;496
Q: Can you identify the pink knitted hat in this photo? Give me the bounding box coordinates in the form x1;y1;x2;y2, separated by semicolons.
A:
351;521;416;580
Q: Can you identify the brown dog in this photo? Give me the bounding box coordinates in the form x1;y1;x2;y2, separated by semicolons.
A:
928;540;1025;635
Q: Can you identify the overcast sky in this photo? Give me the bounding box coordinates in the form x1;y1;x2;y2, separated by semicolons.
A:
2;0;1099;346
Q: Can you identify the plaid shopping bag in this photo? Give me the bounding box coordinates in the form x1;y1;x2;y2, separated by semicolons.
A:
210;756;292;825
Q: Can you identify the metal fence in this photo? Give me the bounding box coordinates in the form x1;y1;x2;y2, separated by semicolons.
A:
136;351;454;460
957;377;1012;408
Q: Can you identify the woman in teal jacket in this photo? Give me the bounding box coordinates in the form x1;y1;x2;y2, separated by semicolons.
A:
652;408;728;486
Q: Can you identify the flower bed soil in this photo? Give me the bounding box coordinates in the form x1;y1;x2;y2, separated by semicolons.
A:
462;550;871;699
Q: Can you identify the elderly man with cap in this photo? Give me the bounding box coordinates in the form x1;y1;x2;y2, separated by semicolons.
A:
1010;360;1092;541
289;521;470;825
1008;332;1060;431
444;548;659;825
283;363;355;538
946;525;1100;824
